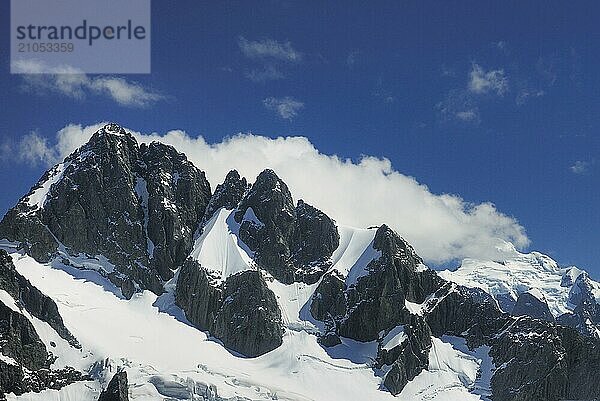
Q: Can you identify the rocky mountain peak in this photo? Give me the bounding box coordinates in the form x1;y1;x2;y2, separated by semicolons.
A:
234;168;295;227
512;290;554;321
203;170;248;221
232;169;339;284
373;224;422;266
0;125;212;298
86;123;138;152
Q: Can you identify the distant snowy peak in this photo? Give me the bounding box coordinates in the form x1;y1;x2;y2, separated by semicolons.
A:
440;245;600;336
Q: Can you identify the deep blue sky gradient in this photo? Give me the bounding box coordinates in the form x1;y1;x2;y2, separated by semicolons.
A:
0;1;598;274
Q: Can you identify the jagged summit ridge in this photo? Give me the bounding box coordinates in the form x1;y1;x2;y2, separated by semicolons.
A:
0;123;212;297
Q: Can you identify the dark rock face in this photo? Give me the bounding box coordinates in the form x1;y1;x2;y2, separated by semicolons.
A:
0;250;78;347
309;224;600;399
379;316;432;395
234;169;339;284
0;254;85;396
339;226;441;341
310;270;346;323
310;225;442;392
424;282;600;401
425;284;506;345
489;318;600;401
0;124;212;298
557;272;600;338
312;225;441;342
203;170;248;221
212;271;284;357
0;302;48;373
291;200;340;274
98;371;129;401
175;260;283;357
141;141;212;282
511;291;554;322
0;290;85;398
175;259;223;330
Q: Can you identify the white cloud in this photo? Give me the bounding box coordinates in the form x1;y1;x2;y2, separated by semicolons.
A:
10;123;105;166
455;110;479;122
437;90;480;124
238;37;302;62
468;64;509;96
245;65;285;82
263;97;304;120
494;41;509;53
13;60;164;108
516;88;545;106
19;123;530;264
570;160;591;174
16;131;57;166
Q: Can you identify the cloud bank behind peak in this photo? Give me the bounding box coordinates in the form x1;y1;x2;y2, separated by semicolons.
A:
17;123;530;264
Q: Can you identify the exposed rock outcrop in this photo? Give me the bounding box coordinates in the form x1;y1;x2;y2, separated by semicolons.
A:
511;290;554;321
378;316;432;395
489;317;600;401
0;253;85;396
212;270;284;357
0;250;78;347
557;272;600;337
175;259;222;330
203;170;248;222
98;371;129;401
310;225;442;392
175;260;283;357
234;169;339;284
313;225;442;341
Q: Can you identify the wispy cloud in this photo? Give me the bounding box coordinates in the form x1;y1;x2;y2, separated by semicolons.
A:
437;62;509;123
373;77;396;104
346;49;360;67
238;36;302;83
245;65;285;83
570;160;592;175
13;60;164;108
14;131;57;166
468;63;509;96
494;40;509;54
455;110;479;122
263;97;304;120
436;89;480;125
516;88;545;106
238;37;302;62
6;123;106;167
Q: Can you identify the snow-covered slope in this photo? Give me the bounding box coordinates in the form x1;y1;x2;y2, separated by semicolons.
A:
399;336;494;401
440;242;600;319
2;230;494;401
329;225;379;283
189;208;254;283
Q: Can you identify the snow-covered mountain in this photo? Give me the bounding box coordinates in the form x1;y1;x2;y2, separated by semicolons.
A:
0;124;599;401
440;242;600;338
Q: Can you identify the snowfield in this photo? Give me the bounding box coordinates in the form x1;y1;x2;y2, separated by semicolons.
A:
1;222;494;401
439;242;598;317
189;209;254;283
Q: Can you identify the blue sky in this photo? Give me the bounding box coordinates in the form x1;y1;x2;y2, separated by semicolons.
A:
0;1;598;275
